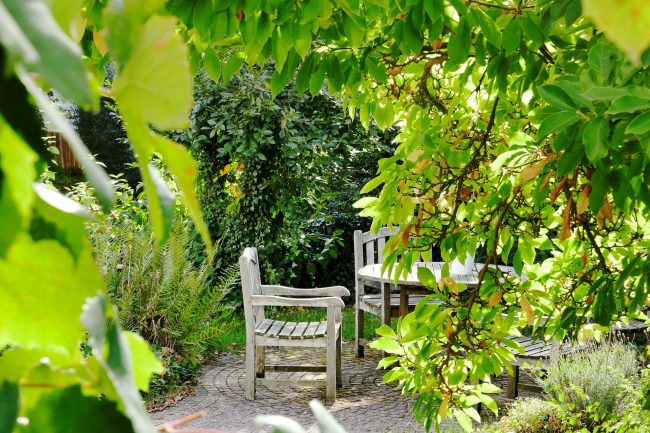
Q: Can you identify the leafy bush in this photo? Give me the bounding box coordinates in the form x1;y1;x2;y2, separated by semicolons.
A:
487;398;566;433
543;340;638;415
172;67;395;292
91;218;237;365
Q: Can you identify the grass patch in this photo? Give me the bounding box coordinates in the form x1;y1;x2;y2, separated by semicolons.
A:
214;307;383;353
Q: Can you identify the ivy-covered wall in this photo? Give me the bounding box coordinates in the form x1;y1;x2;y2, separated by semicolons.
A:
173;68;395;290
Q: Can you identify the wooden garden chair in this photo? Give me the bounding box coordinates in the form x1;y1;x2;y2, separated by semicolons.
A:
239;247;349;402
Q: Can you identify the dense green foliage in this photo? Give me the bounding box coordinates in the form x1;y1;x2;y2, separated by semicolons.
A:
175;68;394;289
168;0;650;428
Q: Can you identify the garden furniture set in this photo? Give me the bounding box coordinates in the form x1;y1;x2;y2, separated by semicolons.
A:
239;230;648;401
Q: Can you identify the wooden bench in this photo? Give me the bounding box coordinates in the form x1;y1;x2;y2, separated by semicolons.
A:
239;247;349;401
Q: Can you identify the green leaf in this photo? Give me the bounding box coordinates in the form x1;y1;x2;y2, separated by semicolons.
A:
447;17;471;68
583;117;610;163
124;332;164;392
608;95;650;114
475;9;501;48
518;236;536;265
0;238;101;354
557;142;584;177
352;196;377;208
0;2;38;64
0;116;37;256
625;111;650;135
375;324;396;338
582;86;630;100
192;0;213;37
149;132;212;251
368;337;402;353
222;51;245;83
454;410;473;432
343;15;364;49
291;21;312;58
0;381;19;433
81;295;157;433
365;57;387;83
272;26;292;71
2;0;92;105
254;415;307;433
537;111;581;138
271;50;299;98
309;62;326;95
502;18;521;56
204;48;221;83
539;84;576;111
588;43;612;78
32;183;90;261
311;400;348;433
373;100;394;130
521;13;543;49
417;266;437;288
295;53;314;93
18;64;115;212
592;282;615;326
114;15;192;130
423;0;443;21
21;385;135;433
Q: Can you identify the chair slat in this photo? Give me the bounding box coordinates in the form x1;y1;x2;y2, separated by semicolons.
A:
304;321;320;338
292;322;308;338
255;319;274;335
365;242;375;265
279;321;297;338
377;238;386;264
266;320;284;338
315;321;328;337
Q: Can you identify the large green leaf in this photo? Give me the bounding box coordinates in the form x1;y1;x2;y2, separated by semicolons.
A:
20;385;135;433
625;111;650;135
147;130;212;252
582;117;609;163
113;15;192;131
0;116;37;256
583;0;650;64
537;111;581;138
124;332;164;392
81;296;156;433
539;84;577;111
0;238;101;354
2;0;91;105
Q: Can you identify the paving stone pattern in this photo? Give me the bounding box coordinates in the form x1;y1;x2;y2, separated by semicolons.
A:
150;343;537;433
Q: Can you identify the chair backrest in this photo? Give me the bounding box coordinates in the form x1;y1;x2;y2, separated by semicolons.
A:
239;247;264;329
353;227;398;272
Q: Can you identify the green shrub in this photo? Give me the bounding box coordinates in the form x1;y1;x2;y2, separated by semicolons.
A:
487;398;566;433
91;218;237;366
543;340;638;415
172;67;395;292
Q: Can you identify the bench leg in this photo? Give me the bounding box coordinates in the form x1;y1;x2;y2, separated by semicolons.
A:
255;346;265;378
507;365;520;399
356;306;364;358
326;333;337;402
381;282;391;326
336;331;342;388
245;338;256;400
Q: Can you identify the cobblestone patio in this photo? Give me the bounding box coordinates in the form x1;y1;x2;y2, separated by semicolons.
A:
150;343;538;433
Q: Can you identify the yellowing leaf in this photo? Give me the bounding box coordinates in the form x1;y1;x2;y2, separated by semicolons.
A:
521;160;547;181
439;395;449;419
520;295;535;326
583;0;650;64
577;186;591;214
93;29;108;56
599;199;613;220
560;202;572;241
113;16;192;130
488;290;503;307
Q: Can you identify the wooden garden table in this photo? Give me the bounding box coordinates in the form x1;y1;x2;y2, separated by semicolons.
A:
357;261;523;320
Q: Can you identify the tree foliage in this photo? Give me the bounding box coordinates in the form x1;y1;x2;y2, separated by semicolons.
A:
168;0;650;429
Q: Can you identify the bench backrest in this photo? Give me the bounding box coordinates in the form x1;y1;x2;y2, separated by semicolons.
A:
239;247;265;328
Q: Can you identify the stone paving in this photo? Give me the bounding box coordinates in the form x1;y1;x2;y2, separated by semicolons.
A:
150;343;537;433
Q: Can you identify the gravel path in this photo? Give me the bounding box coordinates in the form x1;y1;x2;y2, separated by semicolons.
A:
150;343;538;433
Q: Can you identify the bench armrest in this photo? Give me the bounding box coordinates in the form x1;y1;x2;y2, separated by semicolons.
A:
251;295;345;308
260;285;350;298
